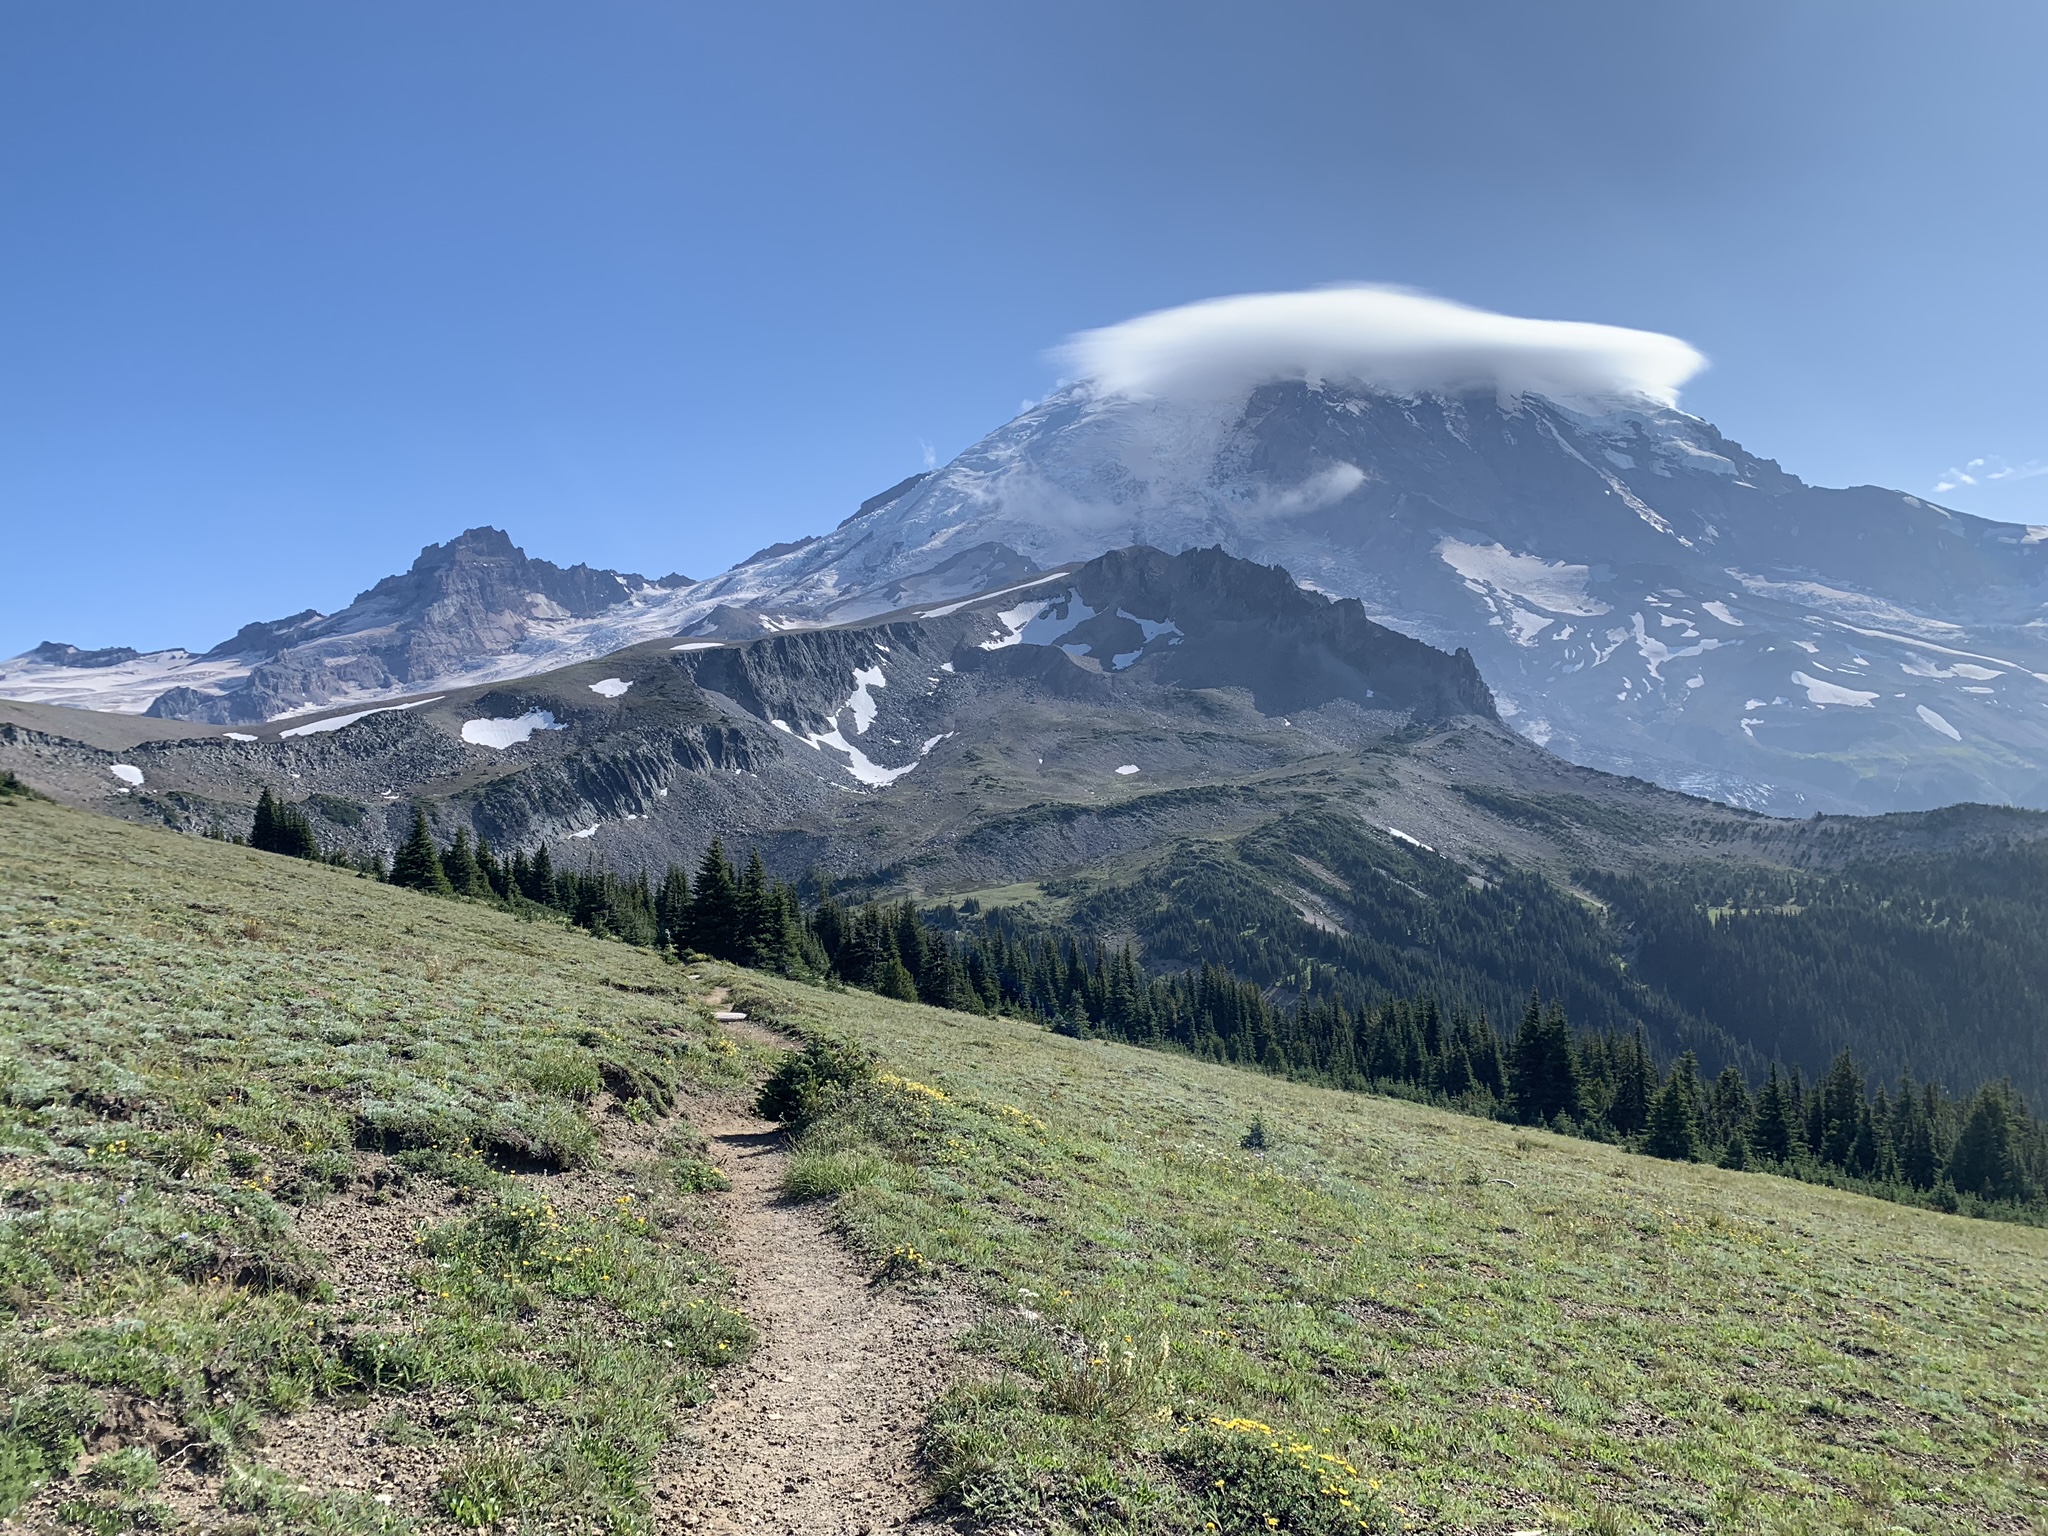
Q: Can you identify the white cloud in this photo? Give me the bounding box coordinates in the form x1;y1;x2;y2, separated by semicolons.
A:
1932;455;2047;494
1059;285;1705;408
919;438;937;471
1251;462;1366;516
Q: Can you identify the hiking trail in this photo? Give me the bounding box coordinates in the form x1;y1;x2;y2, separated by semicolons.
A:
657;1081;964;1533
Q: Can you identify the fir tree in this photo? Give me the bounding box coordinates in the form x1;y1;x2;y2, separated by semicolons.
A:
1818;1052;1867;1168
1509;995;1584;1126
1718;1128;1751;1170
525;843;557;906
251;789;279;852
1608;1027;1656;1137
656;864;692;951
390;807;453;894
1646;1052;1702;1161
1706;1064;1753;1147
445;828;490;898
1948;1085;2028;1202
475;833;508;898
1752;1063;1796;1163
249;788;318;859
690;839;742;961
876;952;918;1002
1894;1077;1941;1189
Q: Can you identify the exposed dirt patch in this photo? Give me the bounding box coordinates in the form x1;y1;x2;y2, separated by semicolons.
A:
656;1103;967;1534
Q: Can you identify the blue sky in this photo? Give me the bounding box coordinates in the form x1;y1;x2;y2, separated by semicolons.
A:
2;1;2042;656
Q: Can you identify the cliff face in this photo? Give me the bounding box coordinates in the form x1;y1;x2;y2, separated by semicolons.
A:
146;528;658;723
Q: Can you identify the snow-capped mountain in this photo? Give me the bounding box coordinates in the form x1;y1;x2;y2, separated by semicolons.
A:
694;381;2048;815
9;287;2044;815
0;529;694;724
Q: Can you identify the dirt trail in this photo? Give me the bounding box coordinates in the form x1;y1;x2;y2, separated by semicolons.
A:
657;1100;963;1534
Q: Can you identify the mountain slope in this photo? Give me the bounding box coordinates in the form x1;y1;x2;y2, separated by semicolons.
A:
10;543;2048;1102
7;794;2044;1534
732;961;2048;1535
0;528;692;724
696;382;2048;815
11;376;2042;816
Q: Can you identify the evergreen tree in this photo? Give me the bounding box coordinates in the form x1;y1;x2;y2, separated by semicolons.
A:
1718;1128;1751;1170
1646;1052;1702;1161
1706;1064;1753;1148
689;839;742;961
249;788;318;859
656;864;692;951
1753;1063;1795;1163
251;789;279;852
1607;1027;1656;1137
1846;1102;1882;1178
736;850;772;964
1818;1052;1867;1168
876;951;918;1002
1948;1085;2028;1202
1894;1077;1941;1189
445;827;490;898
390;807;453;894
475;833;508;898
525;843;557;906
1509;995;1584;1126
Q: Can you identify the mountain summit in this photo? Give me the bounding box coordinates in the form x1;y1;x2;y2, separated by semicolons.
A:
0;529;691;725
696;378;2048;814
7;288;2044;815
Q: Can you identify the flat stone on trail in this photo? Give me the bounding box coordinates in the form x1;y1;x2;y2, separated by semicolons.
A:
712;1010;748;1022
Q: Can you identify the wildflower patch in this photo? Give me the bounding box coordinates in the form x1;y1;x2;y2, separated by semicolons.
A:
1169;1418;1393;1535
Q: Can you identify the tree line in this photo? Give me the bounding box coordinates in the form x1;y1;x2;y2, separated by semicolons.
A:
236;796;2047;1222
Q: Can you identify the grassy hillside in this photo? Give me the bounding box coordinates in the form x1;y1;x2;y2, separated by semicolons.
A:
724;972;2048;1534
4;795;2046;1534
0;795;761;1532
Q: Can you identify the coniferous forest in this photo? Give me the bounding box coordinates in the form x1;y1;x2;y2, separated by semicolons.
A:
235;795;2048;1225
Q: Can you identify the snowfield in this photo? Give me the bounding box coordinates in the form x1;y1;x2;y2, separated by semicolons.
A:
461;710;563;749
279;698;442;738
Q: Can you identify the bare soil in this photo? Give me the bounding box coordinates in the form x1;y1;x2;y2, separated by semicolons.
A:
654;1102;966;1535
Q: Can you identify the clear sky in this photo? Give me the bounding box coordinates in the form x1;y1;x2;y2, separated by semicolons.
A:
2;1;2042;657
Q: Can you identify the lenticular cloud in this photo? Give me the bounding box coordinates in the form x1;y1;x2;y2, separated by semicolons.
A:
1060;286;1705;409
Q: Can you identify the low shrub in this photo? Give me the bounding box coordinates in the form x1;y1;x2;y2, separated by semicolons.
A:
755;1037;875;1130
0;1387;104;1515
479;1097;599;1171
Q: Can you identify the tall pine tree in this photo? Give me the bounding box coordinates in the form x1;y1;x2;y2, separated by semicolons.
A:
1645;1052;1703;1161
689;839;742;960
390;807;453;894
445;828;490;898
1752;1063;1796;1163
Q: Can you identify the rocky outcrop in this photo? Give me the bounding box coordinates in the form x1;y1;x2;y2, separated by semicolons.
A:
143;529;656;724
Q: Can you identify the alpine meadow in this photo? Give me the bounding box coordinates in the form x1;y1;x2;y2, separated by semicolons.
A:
6;8;2048;1531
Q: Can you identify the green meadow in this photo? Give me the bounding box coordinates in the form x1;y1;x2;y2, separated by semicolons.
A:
0;796;759;1533
2;793;2044;1534
732;972;2048;1534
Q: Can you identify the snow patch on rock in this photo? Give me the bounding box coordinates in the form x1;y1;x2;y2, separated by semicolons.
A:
279;698;442;738
1916;705;1963;741
1791;671;1877;707
461;710;563;749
